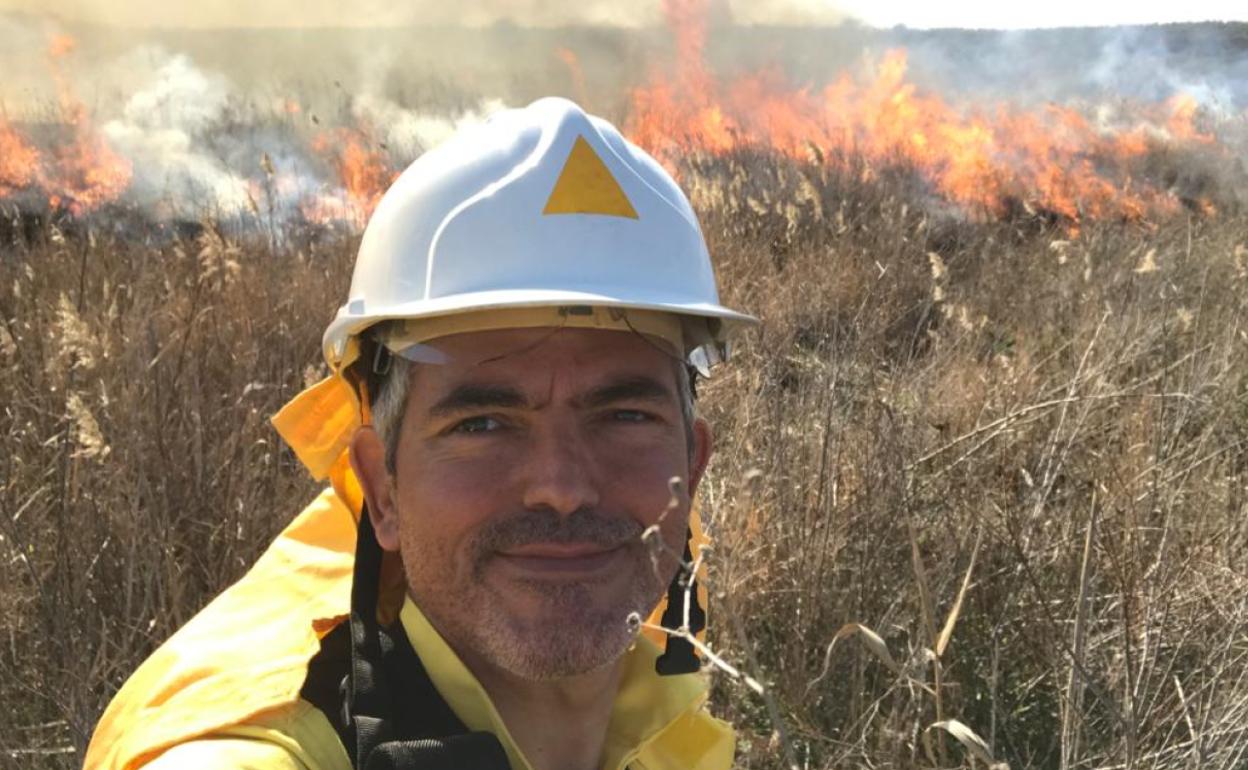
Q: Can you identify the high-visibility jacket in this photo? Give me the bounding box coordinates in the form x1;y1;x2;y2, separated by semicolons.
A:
84;377;732;769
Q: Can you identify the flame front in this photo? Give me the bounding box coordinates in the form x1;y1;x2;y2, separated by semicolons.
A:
627;0;1219;226
0;120;39;197
555;48;588;106
0;18;1230;232
41;34;133;215
302;126;397;227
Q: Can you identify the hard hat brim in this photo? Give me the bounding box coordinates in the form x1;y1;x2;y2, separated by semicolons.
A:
323;289;759;371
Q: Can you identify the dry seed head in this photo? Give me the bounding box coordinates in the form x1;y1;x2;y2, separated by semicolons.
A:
955;304;979;332
66;391;109;460
1135;247;1159;274
1049;239;1071;265
51;293;99;374
302;363;324;389
0;324;15;359
795;173;823;221
198;234;242;284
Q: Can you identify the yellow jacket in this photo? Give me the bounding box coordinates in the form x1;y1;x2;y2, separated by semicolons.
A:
85;377;733;769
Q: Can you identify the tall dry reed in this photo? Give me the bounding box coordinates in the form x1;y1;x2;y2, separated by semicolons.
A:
1;152;1246;769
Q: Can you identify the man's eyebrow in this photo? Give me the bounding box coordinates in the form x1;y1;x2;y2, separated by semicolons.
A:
426;384;528;418
580;376;676;409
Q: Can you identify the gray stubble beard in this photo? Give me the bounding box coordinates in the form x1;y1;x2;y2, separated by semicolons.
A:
404;507;683;680
469;555;665;680
409;543;671;682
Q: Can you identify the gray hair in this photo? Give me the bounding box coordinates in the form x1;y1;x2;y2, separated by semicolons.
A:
371;353;697;474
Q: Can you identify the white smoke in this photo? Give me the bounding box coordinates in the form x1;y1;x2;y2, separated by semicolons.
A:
2;10;1243;225
1085;27;1244;115
101;51;253;216
81;45;509;223
352;93;506;157
899;25;1248;112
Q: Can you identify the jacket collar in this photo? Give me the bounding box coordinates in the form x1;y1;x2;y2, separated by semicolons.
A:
400;597;728;770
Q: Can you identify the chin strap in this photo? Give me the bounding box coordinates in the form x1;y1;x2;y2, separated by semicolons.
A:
655;529;706;676
331;507;700;769
337;505;510;769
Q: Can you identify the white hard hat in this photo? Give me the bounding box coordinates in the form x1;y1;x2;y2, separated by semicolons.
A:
322;97;757;373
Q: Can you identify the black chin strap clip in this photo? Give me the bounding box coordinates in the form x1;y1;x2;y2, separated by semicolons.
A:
342;505;510;769
655;529;706;676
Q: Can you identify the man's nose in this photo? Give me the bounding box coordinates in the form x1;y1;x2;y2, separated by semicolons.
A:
520;419;600;517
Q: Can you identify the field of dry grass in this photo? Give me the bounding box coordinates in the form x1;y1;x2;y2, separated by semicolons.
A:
1;147;1246;770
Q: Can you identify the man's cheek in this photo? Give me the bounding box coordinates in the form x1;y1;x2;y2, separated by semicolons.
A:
426;458;517;500
603;451;690;500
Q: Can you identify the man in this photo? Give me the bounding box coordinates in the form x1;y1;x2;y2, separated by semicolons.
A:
86;97;756;770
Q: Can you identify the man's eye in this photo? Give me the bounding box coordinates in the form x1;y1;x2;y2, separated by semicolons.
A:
611;409;653;423
451;416;502;434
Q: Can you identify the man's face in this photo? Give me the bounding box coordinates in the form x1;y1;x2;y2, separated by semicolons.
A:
352;326;711;681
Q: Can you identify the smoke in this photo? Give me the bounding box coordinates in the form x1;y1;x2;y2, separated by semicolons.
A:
100;51;252;216
1083;26;1248;112
824;25;1248;112
91;49;506;219
0;11;510;223
1;7;1245;228
352;94;507;156
728;0;848;26
1;0;857;28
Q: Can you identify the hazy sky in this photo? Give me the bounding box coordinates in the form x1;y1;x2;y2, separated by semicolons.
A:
840;0;1247;29
1;0;1244;28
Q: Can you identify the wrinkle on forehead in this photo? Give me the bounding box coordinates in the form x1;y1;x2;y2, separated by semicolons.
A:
409;326;681;372
418;327;679;409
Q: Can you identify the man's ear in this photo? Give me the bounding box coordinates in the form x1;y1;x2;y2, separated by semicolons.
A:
687;417;713;498
349;426;401;552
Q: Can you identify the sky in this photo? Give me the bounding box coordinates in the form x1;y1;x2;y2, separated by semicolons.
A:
837;0;1247;29
0;0;1244;28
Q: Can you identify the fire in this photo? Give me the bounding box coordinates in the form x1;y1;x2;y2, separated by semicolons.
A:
627;0;1219;226
41;104;133;216
303;126;397;227
47;34;77;59
0;29;399;227
39;34;132;215
0;15;1226;234
0;120;40;197
555;48;588;106
0;35;133;215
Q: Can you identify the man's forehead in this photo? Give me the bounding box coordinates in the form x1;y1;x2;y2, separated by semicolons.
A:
427;326;674;365
410;327;679;393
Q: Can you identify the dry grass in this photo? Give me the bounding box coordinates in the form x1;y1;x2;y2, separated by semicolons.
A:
2;151;1247;769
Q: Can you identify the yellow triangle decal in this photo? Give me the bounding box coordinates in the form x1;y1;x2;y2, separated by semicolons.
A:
543;136;638;219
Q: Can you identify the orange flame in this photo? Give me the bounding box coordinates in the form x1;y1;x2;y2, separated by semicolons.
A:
304;126;397;227
0;119;40;197
555;48;588;107
47;34;77;59
40;34;132;215
628;0;1218;225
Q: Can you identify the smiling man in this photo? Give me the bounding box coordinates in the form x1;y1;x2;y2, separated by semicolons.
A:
86;98;756;770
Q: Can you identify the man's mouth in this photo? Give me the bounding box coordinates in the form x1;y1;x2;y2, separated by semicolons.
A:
494;542;626;576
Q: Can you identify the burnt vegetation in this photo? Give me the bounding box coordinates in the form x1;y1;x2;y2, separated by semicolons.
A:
3;19;1248;770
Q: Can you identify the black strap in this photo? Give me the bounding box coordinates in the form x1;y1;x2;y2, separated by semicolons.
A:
302;508;703;765
301;507;511;769
654;529;706;676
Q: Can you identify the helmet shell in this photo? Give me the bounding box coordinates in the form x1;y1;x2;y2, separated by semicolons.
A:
323;97;755;370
